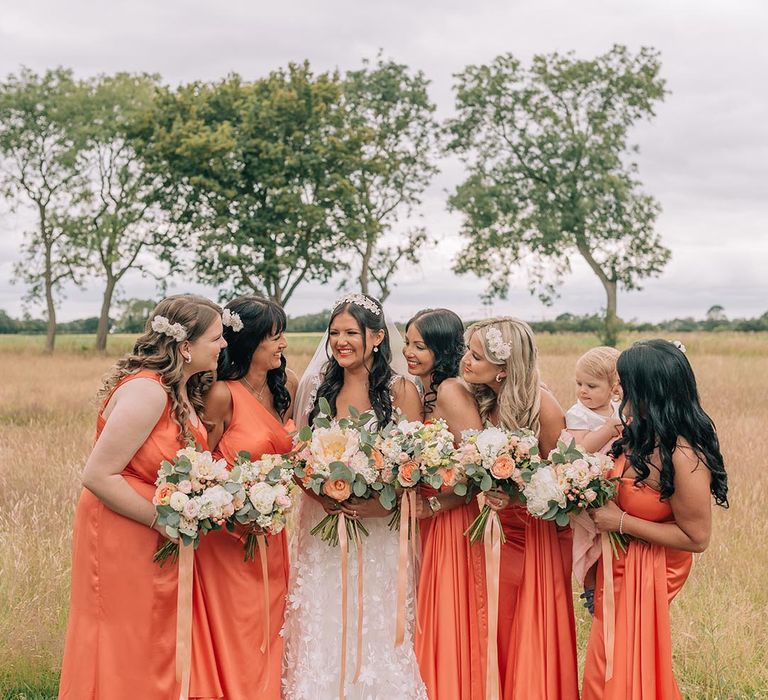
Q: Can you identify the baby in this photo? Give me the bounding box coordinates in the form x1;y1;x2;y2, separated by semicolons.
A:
566;346;622;454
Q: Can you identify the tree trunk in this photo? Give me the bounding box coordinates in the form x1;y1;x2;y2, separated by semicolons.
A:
358;234;374;295
602;279;619;347
43;238;56;354
95;274;116;352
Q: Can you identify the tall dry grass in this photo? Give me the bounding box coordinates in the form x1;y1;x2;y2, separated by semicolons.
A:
0;332;766;698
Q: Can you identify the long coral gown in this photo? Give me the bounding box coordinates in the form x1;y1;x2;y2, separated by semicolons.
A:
59;370;220;700
415;486;487;700
582;454;693;700
191;380;293;700
497;505;579;700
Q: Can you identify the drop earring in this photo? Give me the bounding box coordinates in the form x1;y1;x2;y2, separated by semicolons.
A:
495;372;504;383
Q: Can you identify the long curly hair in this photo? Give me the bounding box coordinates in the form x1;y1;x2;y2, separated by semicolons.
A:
215;296;291;418
464;317;541;435
611;339;728;507
310;294;394;428
99;294;222;445
406;308;465;417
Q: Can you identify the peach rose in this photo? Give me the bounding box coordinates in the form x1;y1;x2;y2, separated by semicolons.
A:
490;454;516;480
153;482;177;506
323;478;352;502
398;460;419;488
437;466;458;487
371;448;385;470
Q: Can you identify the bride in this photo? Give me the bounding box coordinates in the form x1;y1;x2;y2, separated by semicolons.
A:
282;293;427;699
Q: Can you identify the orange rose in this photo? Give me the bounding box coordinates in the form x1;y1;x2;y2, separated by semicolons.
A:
490;454;515;480
323;478;352;502
371;448;385;470
398;460;419;488
437;466;458;487
153;482;177;506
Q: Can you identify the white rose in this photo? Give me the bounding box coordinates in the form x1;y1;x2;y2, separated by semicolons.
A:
169;491;189;512
177;480;192;494
476;426;509;459
524;467;567;517
249;482;277;515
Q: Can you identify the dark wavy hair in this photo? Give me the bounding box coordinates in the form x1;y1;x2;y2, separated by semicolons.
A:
611;339;728;507
406;308;465;416
310;294;394;428
215;296;291;418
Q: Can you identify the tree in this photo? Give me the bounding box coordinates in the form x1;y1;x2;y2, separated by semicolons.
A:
447;45;670;346
143;64;359;305
75;73;171;352
113;297;156;333
706;304;727;322
0;68;89;352
339;56;439;301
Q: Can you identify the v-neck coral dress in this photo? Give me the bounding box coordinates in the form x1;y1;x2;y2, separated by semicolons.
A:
59;370;219;700
191;380;293;699
582;454;693;700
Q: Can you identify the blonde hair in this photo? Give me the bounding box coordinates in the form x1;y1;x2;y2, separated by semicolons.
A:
465;317;541;435
99;294;222;444
576;346;620;386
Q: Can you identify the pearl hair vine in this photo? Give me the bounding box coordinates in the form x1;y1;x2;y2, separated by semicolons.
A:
151;315;187;342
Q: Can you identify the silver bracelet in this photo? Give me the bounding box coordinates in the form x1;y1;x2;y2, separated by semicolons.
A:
619;510;627;536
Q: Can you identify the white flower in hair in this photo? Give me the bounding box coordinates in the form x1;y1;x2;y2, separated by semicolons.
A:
333;293;381;316
485;327;512;361
222;308;244;332
672;340;687;354
151;315;187;342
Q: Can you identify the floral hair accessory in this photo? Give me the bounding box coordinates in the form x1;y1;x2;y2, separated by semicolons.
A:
222;308;243;332
671;340;687;354
485;327;512;361
151;315;187;342
333;293;381;316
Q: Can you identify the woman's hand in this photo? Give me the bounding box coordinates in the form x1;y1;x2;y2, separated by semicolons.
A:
153;522;178;543
415;494;435;520
340;496;391;519
588;499;624;533
484;488;511;512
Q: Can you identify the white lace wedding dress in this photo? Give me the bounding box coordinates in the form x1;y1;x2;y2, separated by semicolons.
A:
282;377;427;699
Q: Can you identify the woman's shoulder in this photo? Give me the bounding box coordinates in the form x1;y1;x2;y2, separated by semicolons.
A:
204;380;234;419
435;376;472;398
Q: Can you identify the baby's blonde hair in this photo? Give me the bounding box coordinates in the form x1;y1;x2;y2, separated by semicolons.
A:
576;346;620;386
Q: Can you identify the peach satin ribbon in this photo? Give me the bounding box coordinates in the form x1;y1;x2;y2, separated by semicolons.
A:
257;534;271;690
482;503;502;700
176;544;194;700
337;513;364;700
601;533;616;682
395;489;419;646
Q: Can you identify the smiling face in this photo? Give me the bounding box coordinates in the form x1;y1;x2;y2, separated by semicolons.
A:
462;331;505;387
328;311;383;370
251;324;287;372
403;323;435;378
185;316;227;373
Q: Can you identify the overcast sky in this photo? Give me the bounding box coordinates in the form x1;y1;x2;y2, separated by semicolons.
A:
1;0;766;323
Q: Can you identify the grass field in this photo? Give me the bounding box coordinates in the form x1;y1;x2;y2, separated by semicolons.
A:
0;332;766;699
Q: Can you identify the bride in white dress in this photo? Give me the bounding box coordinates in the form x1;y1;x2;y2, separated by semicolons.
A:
282;293;427;700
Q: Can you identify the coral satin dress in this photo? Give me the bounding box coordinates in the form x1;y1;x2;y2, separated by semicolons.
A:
582;454;693;700
496;504;579;700
191;380;293;699
415;486;487;700
59;370;219;700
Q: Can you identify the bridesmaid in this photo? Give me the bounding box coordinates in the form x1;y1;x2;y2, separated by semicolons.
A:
582;340;728;699
195;296;297;699
59;294;226;700
403;309;486;700
462;318;579;700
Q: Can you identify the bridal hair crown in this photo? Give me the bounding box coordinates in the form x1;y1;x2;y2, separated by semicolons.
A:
671;340;687;354
222;308;243;332
485;326;512;361
333;293;382;316
151;315;187;342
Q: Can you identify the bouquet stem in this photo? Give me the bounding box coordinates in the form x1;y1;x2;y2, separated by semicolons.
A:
464;505;507;545
153;540;179;567
311;513;369;547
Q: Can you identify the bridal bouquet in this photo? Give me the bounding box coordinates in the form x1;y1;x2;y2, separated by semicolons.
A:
377;417;462;527
152;446;236;564
230;451;296;560
458;426;541;543
520;437;628;557
292;398;387;546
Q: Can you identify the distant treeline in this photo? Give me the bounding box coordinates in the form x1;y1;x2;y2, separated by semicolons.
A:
3;308;766;336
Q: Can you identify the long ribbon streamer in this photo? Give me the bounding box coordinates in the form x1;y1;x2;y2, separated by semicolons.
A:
353;527;363;683
394;490;411;647
483;507;502;700
176;543;194;700
338;514;350;700
257;534;271;690
601;532;616;682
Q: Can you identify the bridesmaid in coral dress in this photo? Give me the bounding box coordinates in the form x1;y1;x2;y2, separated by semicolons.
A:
583;339;728;700
462;318;579;700
194;296;298;699
59;294;227;700
403;309;487;700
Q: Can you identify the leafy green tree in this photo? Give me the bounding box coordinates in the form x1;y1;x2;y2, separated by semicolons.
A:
339;56;439;301
0;68;89;352
447;46;670;346
113;297;156;333
142;64;359;305
74;73;171;352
